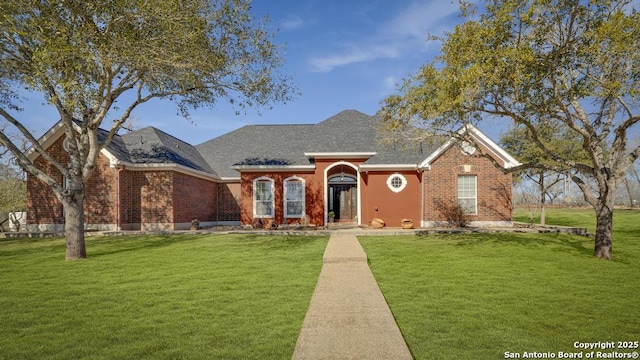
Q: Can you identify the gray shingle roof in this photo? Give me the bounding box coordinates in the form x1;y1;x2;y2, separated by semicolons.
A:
100;129;132;163
196;124;315;178
307;110;380;152
104;110;435;178
106;126;214;174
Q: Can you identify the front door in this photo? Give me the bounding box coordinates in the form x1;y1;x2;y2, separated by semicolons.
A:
329;184;357;222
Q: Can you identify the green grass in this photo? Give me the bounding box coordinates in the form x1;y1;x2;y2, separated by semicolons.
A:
0;234;328;360
514;207;640;240
360;208;640;360
514;206;596;229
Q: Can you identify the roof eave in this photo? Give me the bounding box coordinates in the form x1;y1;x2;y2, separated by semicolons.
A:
230;164;316;172
358;164;419;171
466;124;522;169
304;152;377;159
25;120;71;162
110;160;222;182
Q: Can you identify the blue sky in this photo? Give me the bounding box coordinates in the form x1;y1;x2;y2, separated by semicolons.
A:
19;0;505;144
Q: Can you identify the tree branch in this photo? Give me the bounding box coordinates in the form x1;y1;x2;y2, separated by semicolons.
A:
0;108;66;175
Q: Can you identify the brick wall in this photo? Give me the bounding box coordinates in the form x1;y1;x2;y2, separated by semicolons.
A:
119;170;225;229
173;172;217;223
122;170;174;230
217;182;241;222
26;135;118;229
423;144;513;224
26;133;235;231
119;170;141;227
27;136;67;225
141;171;173;225
84;154;118;225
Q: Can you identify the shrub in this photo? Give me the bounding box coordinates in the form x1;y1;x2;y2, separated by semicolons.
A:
433;199;470;227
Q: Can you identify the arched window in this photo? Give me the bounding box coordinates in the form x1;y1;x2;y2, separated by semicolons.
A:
253;177;274;218
284;176;305;218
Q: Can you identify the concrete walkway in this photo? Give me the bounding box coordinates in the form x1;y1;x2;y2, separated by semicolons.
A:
292;235;413;360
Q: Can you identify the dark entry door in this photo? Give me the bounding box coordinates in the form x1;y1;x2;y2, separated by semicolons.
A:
330;184;357;221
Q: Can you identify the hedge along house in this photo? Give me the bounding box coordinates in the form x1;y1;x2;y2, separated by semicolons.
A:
25;110;520;231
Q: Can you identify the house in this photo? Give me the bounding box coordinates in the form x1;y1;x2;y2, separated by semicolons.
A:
25;110;520;231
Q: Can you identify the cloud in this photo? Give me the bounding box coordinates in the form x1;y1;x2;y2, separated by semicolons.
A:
308;0;462;73
309;45;399;73
281;15;305;30
383;0;460;41
384;75;399;91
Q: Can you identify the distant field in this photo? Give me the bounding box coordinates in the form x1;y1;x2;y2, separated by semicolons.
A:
0;234;328;360
361;207;640;360
514;206;639;237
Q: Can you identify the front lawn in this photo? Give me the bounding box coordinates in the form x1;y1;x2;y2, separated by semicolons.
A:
360;209;640;360
514;206;639;240
0;234;328;360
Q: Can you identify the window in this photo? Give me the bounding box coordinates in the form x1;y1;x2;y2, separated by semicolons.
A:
284;176;305;218
458;175;477;214
386;173;407;193
253;177;274;218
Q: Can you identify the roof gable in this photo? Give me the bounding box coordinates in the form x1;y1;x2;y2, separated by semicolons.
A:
26;120;217;178
419;124;521;169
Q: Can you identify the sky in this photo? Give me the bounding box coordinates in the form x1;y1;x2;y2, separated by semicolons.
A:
16;0;505;145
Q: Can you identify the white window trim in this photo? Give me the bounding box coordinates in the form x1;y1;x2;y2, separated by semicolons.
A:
386;173;408;193
253;176;274;218
457;175;477;215
283;176;305;218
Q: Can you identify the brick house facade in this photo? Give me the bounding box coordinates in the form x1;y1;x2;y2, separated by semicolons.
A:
25;110;519;231
421;138;514;226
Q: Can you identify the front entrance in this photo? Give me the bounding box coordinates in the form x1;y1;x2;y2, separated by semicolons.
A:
329;183;357;222
327;164;358;223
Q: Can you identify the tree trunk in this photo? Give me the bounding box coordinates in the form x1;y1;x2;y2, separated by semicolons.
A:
63;193;86;260
539;172;546;226
594;202;613;260
623;177;634;208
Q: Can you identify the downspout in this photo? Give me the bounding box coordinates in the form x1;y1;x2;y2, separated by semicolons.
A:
216;183;219;225
420;166;425;228
116;166;124;231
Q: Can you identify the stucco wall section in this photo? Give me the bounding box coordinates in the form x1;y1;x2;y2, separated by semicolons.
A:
360;170;422;227
240;172;321;226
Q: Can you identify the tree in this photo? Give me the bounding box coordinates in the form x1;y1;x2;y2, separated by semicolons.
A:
0;149;26;231
0;0;295;259
381;0;640;259
501;121;585;225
